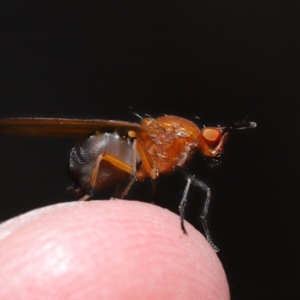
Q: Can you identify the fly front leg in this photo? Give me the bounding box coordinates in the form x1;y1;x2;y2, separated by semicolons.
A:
174;166;219;252
178;176;191;234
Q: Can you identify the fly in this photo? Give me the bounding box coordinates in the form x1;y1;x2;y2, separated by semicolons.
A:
0;115;256;251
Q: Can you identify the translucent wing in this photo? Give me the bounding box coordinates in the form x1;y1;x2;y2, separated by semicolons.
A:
0;118;143;137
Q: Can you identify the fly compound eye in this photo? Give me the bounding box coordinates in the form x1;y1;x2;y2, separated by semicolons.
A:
202;128;222;146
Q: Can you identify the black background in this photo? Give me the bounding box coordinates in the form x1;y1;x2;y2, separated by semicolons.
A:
1;1;299;299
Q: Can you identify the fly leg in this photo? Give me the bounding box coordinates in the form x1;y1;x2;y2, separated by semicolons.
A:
175;166;219;252
120;139;153;198
79;154;105;201
178;176;191;234
121;140;137;198
79;153;133;201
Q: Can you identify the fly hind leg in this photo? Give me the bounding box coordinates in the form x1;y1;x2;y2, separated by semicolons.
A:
79;153;133;201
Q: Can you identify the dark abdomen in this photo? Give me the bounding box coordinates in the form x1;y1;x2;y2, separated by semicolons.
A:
69;132;136;193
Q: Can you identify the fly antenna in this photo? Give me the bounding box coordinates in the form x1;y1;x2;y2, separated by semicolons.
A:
229;110;257;130
217;110;257;131
242;110;257;122
231;121;257;130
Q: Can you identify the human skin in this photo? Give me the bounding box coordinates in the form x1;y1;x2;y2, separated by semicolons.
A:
0;200;229;299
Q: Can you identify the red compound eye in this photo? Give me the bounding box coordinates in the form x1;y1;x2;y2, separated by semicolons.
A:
202;128;222;146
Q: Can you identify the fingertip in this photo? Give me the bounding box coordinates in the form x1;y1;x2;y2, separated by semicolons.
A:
0;200;229;299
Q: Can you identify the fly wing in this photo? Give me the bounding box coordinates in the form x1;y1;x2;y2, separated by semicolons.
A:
0;118;143;137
